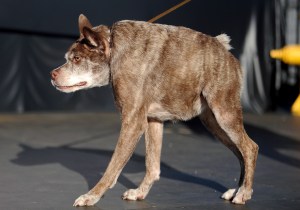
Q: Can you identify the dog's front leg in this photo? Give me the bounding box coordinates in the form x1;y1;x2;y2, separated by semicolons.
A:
122;119;163;200
73;112;147;207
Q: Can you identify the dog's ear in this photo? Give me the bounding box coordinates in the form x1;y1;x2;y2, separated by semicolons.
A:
79;14;93;34
82;27;110;58
82;27;99;47
79;14;98;47
99;37;110;58
79;14;110;57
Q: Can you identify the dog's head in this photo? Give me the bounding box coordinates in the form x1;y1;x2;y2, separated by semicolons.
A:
50;14;111;93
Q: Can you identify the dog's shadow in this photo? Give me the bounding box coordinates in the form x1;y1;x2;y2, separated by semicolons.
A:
11;143;227;193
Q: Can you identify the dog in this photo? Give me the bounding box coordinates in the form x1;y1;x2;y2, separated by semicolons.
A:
50;14;258;207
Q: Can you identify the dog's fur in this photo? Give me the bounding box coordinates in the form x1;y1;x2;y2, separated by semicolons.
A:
50;14;258;207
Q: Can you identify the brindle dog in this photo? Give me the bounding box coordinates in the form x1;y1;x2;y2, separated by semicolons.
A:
50;14;258;207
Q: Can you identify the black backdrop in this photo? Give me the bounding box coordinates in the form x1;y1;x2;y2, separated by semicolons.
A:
0;0;258;112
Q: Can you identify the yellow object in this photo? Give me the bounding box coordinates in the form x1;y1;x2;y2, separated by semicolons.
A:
270;45;300;65
270;45;300;116
292;95;300;116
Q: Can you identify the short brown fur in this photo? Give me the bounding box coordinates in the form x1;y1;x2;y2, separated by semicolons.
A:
50;15;258;207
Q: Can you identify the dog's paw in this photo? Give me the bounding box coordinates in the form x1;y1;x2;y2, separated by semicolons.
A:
221;188;236;201
122;189;146;201
73;193;100;207
232;187;253;205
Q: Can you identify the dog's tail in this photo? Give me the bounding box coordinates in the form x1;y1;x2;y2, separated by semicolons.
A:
215;34;232;51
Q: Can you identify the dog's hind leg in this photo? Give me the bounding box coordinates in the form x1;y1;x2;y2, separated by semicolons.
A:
122;119;163;200
201;94;258;204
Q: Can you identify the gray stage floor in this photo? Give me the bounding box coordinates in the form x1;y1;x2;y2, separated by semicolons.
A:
0;112;299;210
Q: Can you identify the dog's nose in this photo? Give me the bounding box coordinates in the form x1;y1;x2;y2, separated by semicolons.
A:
51;69;59;81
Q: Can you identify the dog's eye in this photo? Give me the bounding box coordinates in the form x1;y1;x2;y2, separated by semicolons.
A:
74;56;81;62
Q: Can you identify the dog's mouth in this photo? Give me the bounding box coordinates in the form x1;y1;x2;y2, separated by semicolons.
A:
52;81;87;90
